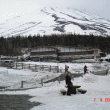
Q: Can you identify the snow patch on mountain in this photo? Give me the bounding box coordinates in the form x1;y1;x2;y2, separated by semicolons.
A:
0;7;110;37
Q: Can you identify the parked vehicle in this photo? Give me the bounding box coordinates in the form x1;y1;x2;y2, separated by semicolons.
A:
0;60;14;68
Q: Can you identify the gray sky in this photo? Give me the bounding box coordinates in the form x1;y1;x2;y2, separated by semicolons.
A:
0;0;110;22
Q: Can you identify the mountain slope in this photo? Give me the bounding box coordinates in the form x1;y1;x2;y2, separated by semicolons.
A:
0;7;110;37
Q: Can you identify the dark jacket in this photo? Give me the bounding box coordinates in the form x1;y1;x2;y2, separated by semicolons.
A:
65;75;72;86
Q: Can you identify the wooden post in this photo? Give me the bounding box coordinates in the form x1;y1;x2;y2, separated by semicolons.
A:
35;65;37;71
50;65;51;72
41;79;43;86
21;81;23;88
29;64;30;70
57;66;59;73
22;63;23;69
60;69;62;73
81;73;83;77
58;76;60;83
16;63;17;69
71;74;74;80
42;65;44;71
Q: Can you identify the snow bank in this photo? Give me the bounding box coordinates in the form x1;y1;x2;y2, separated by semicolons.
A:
0;67;61;89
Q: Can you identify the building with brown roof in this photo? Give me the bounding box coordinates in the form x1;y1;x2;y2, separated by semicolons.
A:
30;46;100;62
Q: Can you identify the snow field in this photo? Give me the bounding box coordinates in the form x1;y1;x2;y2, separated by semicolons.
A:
0;61;110;110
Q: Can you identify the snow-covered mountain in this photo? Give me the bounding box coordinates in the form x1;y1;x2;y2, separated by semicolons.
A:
0;7;110;37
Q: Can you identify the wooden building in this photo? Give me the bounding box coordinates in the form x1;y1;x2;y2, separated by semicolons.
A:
30;46;59;61
30;46;100;62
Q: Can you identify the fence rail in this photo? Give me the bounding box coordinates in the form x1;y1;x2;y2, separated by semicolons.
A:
13;63;59;73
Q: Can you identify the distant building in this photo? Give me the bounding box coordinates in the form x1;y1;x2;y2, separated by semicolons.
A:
30;46;59;62
30;46;100;62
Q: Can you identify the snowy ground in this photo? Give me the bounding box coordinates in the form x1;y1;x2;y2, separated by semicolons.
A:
0;67;61;89
0;62;110;110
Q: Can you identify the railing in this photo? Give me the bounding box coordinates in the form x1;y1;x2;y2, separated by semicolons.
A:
13;63;59;73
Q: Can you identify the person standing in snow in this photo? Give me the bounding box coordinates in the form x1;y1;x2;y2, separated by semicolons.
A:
65;72;73;95
84;65;87;74
65;64;67;72
65;64;69;73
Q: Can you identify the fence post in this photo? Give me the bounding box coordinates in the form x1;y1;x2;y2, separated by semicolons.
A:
16;63;17;69
35;65;37;71
71;74;74;80
42;65;44;71
29;64;30;70
81;73;83;77
50;65;51;72
58;76;60;83
22;63;23;69
21;81;23;88
41;79;43;86
60;69;62;73
57;66;59;73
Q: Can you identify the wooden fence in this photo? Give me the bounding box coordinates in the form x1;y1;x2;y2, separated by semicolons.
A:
14;63;59;73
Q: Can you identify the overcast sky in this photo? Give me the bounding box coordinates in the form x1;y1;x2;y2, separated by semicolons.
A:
0;0;110;22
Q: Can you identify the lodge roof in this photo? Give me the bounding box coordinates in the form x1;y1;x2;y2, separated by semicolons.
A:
31;45;99;51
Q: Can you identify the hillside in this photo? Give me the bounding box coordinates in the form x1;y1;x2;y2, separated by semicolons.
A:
0;7;110;37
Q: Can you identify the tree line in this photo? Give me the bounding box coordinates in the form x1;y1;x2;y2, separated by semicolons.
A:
0;34;110;56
